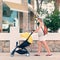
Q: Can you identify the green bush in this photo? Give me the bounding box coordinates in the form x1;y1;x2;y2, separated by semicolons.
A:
44;9;60;32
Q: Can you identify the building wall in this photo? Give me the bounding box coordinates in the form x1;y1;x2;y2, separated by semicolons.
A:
31;0;34;8
0;0;2;32
18;0;28;32
28;0;35;31
19;0;35;32
21;0;28;32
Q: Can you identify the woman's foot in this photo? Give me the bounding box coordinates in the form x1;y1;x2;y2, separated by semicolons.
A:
46;54;52;56
34;54;40;56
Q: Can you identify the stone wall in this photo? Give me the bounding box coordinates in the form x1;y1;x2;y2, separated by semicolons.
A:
19;40;60;52
0;40;10;52
0;40;60;53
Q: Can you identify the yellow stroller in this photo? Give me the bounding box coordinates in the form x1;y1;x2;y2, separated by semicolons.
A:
11;31;33;57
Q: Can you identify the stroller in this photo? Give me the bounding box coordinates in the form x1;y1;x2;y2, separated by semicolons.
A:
11;31;33;57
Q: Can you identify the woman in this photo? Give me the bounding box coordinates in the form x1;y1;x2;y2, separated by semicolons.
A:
34;17;52;56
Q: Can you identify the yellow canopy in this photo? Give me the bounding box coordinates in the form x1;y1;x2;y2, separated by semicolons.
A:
20;32;33;44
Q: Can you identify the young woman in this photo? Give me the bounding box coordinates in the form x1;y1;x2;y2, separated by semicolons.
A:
34;17;52;56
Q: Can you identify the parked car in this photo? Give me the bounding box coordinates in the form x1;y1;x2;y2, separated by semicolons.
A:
2;24;10;32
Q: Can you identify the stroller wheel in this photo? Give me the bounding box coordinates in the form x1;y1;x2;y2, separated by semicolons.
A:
10;53;14;57
26;53;30;56
10;52;15;57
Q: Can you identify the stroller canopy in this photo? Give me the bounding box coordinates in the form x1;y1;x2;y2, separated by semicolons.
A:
20;32;33;44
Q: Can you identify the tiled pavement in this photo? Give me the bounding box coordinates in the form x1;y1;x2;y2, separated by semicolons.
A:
0;52;60;60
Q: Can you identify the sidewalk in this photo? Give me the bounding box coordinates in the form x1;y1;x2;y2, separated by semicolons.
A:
0;52;60;60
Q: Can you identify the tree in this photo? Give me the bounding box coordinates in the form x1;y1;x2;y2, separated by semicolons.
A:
36;0;43;14
44;9;60;32
35;0;60;32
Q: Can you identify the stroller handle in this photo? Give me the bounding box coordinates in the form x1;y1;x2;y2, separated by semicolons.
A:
16;31;34;46
31;30;35;33
26;30;34;40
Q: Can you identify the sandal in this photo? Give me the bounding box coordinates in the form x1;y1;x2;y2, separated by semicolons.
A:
46;54;52;56
34;54;40;56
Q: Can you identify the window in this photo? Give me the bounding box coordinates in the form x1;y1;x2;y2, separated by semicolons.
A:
28;0;31;4
3;3;12;17
3;3;18;33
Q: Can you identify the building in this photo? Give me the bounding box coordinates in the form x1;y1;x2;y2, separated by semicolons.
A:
0;0;35;33
0;0;35;52
0;0;2;32
0;0;60;53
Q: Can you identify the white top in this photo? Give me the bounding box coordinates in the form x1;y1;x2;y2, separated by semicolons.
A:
37;22;46;41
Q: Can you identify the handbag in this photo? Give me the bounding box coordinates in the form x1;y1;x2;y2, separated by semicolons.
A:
43;25;48;35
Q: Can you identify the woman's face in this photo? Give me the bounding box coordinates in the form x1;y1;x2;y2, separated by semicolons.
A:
37;18;42;22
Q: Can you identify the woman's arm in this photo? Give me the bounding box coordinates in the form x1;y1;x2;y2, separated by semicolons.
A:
34;21;42;33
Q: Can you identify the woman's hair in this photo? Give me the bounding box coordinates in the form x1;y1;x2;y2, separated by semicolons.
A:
38;18;43;22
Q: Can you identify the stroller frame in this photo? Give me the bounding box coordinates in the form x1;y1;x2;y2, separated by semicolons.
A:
11;32;33;57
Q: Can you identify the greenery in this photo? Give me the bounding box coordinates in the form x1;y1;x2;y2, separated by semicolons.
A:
44;9;60;32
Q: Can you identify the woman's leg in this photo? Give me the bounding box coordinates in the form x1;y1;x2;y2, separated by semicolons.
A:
35;41;42;56
37;41;42;55
42;41;51;55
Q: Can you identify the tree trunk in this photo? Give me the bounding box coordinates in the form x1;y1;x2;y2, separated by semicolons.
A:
55;0;60;10
36;0;43;13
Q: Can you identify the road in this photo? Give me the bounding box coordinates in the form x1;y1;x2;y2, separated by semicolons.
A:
0;52;60;60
